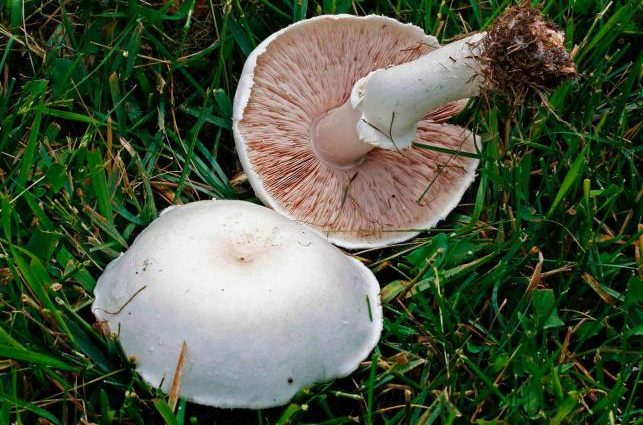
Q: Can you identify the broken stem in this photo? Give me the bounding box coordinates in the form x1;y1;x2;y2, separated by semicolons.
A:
311;3;575;168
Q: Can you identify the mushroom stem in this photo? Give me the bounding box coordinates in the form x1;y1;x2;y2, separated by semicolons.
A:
312;33;484;167
311;4;575;168
352;33;486;151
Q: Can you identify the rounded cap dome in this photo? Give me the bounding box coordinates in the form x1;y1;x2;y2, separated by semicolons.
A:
92;200;382;409
234;15;479;249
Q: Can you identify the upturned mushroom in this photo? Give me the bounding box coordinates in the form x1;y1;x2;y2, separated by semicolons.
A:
233;4;575;249
92;200;382;409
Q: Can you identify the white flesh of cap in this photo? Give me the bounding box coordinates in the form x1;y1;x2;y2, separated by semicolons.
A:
92;200;382;409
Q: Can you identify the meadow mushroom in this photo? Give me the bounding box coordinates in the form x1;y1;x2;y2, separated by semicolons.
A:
233;4;575;249
92;200;382;409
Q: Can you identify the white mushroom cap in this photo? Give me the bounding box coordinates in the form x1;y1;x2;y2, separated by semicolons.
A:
92;200;382;409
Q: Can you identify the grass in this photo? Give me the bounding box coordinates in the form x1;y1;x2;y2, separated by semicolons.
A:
0;0;641;424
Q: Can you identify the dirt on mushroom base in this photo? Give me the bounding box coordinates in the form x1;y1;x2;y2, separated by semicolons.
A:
479;1;577;103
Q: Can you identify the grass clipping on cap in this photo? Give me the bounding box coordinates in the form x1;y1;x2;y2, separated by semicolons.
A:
479;2;577;102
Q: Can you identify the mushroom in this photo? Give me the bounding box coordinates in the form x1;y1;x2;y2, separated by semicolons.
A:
92;200;382;409
233;4;575;249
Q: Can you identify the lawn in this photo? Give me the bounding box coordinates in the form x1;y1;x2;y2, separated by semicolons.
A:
0;0;641;424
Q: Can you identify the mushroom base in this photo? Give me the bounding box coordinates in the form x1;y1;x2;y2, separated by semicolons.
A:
480;2;576;101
